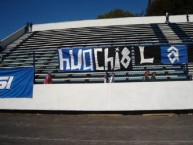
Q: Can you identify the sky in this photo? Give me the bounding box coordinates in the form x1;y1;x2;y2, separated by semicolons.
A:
0;0;148;40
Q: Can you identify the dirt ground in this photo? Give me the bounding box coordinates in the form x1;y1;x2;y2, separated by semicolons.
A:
0;112;193;145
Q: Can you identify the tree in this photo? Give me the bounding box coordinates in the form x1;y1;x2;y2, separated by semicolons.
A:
146;0;193;16
97;9;135;19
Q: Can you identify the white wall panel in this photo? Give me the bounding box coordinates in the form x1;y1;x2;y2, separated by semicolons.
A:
0;81;193;111
32;15;193;32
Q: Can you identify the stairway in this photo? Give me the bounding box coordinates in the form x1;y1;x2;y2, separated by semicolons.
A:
158;23;182;44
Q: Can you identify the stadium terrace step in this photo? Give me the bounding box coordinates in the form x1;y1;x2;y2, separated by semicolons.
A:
5;32;34;50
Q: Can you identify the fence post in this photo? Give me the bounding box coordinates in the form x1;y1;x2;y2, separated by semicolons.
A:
186;63;189;80
33;51;35;83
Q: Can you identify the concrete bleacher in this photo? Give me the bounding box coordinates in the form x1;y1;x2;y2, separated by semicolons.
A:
10;24;167;50
0;15;193;84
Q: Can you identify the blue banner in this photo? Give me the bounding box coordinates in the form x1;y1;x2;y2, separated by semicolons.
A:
58;48;95;72
0;67;34;98
161;45;188;64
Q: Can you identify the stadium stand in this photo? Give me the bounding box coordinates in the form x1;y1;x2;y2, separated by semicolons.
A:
0;15;193;84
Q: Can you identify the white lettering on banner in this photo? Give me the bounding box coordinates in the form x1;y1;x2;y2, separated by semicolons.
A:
95;47;131;71
114;48;121;70
105;48;114;70
0;76;14;90
139;46;154;64
120;47;131;68
94;48;104;70
70;49;82;70
59;48;94;71
59;49;70;70
83;49;93;71
59;47;132;71
167;46;179;64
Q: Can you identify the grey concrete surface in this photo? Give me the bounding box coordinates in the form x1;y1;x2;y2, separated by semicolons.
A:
0;113;193;145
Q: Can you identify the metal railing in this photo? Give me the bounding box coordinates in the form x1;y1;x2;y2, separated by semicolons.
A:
0;50;192;84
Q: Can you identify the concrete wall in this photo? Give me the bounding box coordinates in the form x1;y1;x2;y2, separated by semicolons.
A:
0;26;27;49
0;81;193;111
32;15;193;32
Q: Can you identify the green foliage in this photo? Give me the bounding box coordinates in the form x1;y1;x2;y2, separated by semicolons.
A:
147;0;193;16
97;9;135;19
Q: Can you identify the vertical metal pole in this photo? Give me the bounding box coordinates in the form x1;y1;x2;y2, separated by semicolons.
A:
186;63;189;80
33;51;35;83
